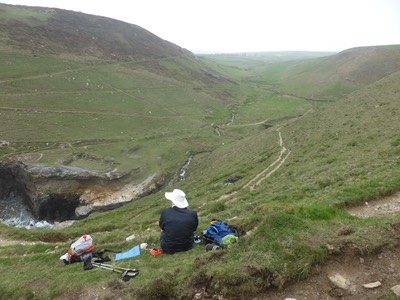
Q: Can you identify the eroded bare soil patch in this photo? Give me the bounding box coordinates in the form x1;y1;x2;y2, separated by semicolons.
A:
346;191;400;218
254;193;400;300
260;245;400;300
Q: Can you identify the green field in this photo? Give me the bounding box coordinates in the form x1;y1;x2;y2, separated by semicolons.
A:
1;4;400;299
2;48;400;298
0;50;312;180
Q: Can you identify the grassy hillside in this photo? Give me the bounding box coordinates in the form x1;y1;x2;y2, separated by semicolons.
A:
200;51;335;76
1;3;400;299
0;3;239;183
0;53;236;175
0;3;188;59
250;45;400;101
0;5;312;186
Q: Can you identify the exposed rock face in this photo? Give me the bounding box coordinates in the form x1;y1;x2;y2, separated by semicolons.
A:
0;161;162;224
0;161;36;213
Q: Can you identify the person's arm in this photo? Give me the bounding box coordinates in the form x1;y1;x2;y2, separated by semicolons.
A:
159;209;165;230
194;212;199;230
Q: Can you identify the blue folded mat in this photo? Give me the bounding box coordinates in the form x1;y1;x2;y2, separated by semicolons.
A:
115;245;140;261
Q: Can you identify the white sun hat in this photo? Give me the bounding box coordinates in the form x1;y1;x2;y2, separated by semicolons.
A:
165;189;189;208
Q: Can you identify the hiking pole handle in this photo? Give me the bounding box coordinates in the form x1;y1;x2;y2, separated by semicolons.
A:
121;269;139;281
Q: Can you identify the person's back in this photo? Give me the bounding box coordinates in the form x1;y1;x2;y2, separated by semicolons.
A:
159;189;198;254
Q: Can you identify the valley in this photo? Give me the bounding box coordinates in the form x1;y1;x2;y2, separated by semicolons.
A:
1;3;400;299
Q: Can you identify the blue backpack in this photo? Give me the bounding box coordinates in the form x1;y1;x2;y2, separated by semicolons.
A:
203;220;239;245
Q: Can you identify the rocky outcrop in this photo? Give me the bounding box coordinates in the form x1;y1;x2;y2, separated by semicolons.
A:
0;161;163;224
0;161;37;213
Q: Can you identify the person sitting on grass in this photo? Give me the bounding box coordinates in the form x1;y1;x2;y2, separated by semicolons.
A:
158;189;198;254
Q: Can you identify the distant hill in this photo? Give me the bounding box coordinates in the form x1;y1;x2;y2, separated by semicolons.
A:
0;3;190;60
325;46;400;84
202;51;336;66
252;45;400;100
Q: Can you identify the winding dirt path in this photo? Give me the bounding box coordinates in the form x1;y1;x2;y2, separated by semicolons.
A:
214;127;290;202
243;128;290;191
214;108;314;201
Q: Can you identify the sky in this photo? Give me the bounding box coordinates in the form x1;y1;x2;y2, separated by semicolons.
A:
0;0;399;54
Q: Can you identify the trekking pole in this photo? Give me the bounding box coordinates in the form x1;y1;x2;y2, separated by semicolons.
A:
93;262;131;272
92;262;139;281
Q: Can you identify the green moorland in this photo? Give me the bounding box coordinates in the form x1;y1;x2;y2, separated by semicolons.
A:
1;4;400;299
248;45;400;101
1;48;400;299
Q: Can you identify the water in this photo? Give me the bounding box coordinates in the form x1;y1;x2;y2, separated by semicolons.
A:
0;194;53;229
179;155;193;181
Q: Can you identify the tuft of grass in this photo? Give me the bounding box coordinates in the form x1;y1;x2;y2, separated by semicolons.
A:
296;205;342;221
208;202;226;213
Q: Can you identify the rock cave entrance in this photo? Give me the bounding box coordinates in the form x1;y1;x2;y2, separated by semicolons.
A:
38;194;81;223
0;163;85;229
0;161;159;229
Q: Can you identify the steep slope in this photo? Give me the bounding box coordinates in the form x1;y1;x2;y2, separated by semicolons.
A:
242;63;400;300
0;4;241;227
264;68;400;208
254;45;400;101
167;60;400;299
0;3;237;175
0;3;189;59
